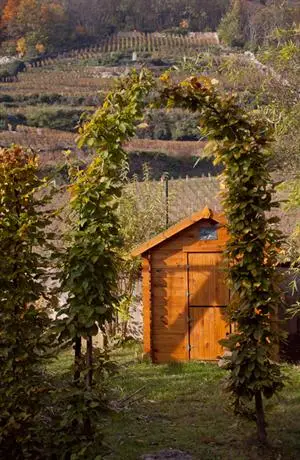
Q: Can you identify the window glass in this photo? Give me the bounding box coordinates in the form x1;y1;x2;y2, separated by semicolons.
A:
199;227;218;240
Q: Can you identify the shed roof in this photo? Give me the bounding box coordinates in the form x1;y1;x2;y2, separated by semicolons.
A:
132;206;226;256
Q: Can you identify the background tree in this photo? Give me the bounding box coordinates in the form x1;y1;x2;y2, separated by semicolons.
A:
219;0;300;48
1;0;21;25
284;177;300;318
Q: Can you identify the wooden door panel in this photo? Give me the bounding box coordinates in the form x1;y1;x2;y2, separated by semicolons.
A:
188;252;229;306
189;307;228;360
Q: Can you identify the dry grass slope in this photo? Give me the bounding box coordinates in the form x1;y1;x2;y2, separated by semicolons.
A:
0;127;206;166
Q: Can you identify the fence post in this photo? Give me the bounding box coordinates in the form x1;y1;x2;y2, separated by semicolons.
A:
164;173;169;228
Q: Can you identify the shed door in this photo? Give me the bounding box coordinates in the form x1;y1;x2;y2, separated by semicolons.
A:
188;252;229;360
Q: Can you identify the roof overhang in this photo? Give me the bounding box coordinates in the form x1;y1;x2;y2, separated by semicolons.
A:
131;206;226;257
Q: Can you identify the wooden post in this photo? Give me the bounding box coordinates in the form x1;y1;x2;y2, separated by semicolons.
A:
185;251;190;361
86;335;93;389
142;254;152;359
255;391;267;444
74;336;82;384
165;174;169;228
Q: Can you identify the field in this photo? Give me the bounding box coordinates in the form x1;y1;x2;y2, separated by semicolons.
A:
0;127;205;161
0;65;116;97
16;31;220;69
49;344;300;460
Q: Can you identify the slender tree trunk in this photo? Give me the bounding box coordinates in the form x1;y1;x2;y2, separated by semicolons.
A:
81;336;93;437
74;337;82;384
86;335;93;389
255;391;267;444
122;320;128;341
103;330;108;348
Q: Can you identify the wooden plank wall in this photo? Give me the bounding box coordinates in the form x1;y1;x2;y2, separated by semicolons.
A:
142;255;152;357
188;253;229;307
145;220;228;363
149;222;210;362
151;247;187;362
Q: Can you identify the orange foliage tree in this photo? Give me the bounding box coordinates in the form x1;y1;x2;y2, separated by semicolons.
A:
1;0;70;52
1;0;21;25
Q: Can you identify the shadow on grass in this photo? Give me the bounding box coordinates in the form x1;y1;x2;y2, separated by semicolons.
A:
165;361;185;375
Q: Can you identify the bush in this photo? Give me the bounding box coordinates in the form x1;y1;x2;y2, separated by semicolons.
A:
98;52;125;66
163;27;189;36
0;60;26;81
136;109;202;141
26;107;89;131
128;151;219;179
0;94;14;103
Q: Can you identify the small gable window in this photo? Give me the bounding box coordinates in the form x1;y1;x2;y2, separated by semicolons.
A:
199;226;218;241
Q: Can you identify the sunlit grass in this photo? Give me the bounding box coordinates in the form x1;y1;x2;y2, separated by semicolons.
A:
48;343;300;459
103;343;300;460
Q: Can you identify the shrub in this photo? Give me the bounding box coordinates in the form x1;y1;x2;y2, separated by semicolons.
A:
0;145;56;459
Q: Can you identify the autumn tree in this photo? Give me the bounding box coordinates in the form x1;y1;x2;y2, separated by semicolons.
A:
1;0;21;25
1;0;21;37
1;0;70;53
219;0;300;48
0;145;56;459
15;0;70;52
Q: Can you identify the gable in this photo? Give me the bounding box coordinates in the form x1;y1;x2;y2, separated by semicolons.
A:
132;207;227;256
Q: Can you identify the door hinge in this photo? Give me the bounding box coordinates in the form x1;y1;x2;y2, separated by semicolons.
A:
186;291;190;297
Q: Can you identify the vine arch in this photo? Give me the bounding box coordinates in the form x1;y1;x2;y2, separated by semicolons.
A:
76;69;284;443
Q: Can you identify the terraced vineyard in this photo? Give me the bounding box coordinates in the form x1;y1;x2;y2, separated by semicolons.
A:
101;31;219;54
0;66;116;97
0;31;220;84
1;36;289;186
23;32;220;67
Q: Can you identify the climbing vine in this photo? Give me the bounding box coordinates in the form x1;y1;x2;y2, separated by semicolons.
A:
54;70;154;456
157;73;284;443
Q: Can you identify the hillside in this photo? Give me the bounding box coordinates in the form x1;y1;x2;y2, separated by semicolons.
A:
0;0;229;55
0;33;224;178
1;32;298;172
0;3;299;224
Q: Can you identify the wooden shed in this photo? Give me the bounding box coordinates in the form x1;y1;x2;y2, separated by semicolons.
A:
132;206;230;363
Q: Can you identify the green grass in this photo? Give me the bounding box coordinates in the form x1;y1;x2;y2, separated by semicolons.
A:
48;344;300;459
105;348;300;460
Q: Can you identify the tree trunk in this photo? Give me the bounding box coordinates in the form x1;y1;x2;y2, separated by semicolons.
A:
86;335;93;389
74;336;82;384
255;391;267;444
103;330;108;348
122;320;128;341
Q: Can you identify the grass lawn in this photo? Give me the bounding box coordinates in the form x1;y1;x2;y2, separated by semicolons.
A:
49;343;300;460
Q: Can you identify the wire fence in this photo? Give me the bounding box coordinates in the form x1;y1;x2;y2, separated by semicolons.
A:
129;174;221;229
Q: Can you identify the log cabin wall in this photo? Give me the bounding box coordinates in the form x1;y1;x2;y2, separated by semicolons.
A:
141;216;229;364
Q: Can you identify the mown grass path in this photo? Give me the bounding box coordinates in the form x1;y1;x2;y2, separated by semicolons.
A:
49;345;300;459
